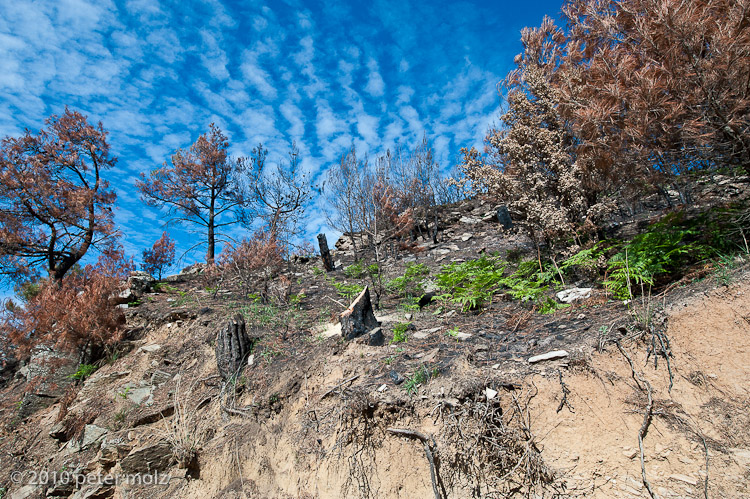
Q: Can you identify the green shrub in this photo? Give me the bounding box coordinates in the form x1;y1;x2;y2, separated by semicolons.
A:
344;261;366;279
434;254;507;311
69;364;97;381
403;364;438;395
604;214;702;299
391;322;410;343
328;279;364;300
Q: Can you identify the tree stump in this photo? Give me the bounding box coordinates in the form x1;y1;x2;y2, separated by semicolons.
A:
340;287;381;341
215;314;254;380
497;205;513;230
317;233;334;271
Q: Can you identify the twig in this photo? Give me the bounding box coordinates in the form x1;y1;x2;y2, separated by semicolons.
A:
386;428;443;499
320;374;360;400
326;296;347;309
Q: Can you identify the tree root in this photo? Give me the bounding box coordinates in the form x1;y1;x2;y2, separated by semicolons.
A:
617;341;658;499
387;428;443;499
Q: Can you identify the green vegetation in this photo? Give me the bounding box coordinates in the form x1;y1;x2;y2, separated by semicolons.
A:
326;276;364;300
604;214;702;299
153;283;178;294
69;363;98;381
404;364;438;395
391;322;411;344
434;253;507;311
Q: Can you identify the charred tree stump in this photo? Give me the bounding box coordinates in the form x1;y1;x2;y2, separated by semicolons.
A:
215;314;255;380
340;287;381;341
317;233;334;271
497;205;513;230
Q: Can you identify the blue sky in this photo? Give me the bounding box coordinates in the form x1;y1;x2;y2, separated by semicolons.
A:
0;0;563;274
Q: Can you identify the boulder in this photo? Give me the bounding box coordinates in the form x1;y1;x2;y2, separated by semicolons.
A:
340;287;381;341
127;271;156;297
215;314;257;380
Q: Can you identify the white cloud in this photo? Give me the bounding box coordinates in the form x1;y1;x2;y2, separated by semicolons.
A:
364;58;385;97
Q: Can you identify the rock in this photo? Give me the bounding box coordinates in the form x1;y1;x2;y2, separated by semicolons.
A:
69;483;114;499
139;344;162;354
556;287;593;303
10;485;42;499
150;370;172;386
46;478;75;497
460;233;473;241
127;271;156;296
670;474;698;486
455;332;472;341
623;448;639;459
119;440;174;473
19;346;80;419
377;384;388;392
81;425;109;450
459;216;482;224
49;422;67;441
340;287;381;341
98;432;134;467
122;385;153;406
215;314;256;380
528;350;569;363
389;371;405;385
484;387;498;400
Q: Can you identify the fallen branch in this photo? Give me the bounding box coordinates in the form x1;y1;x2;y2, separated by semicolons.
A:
387;428;443;499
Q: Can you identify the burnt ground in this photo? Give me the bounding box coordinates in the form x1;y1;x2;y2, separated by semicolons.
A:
0;181;749;498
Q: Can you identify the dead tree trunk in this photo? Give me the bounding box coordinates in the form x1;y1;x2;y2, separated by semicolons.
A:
317;233;334;272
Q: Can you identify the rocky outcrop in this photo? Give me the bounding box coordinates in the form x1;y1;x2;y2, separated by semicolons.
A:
340;287;381;341
119;440;173;473
18;346;80;419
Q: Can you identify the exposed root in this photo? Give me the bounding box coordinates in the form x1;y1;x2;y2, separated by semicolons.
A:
617;342;658;499
387;428;444;499
436;382;555;497
556;369;574;414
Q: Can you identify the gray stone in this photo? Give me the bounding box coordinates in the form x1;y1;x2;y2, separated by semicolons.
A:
19;346;80;419
119;440;174;473
389;371;405;385
340;287;381;341
150;370;172;386
138;344;161;354
49;421;67;441
10;485;42;499
81;425;109;450
127;271;156;296
556;287;593;303
528;350;569;363
459;216;482;225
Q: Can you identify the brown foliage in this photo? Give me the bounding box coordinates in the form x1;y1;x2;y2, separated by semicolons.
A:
218;229;284;300
0;108;118;283
142;231;176;279
137;124;245;264
1;246;133;357
561;0;750;187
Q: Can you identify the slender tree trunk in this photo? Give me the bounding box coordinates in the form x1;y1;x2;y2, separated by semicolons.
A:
207;192;216;264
